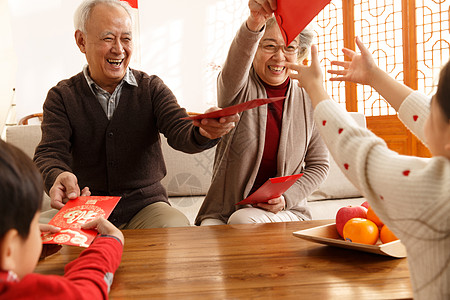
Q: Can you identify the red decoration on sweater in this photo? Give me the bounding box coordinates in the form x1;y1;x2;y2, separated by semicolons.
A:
413;115;419;121
338;128;344;134
403;170;411;176
344;163;349;170
122;0;138;8
322;120;327;126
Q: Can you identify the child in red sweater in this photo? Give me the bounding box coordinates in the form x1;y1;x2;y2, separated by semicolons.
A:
0;140;124;299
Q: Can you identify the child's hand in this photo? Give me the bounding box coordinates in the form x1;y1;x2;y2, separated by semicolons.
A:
39;224;62;260
286;44;324;92
39;224;61;233
287;45;329;108
82;217;124;245
328;36;378;85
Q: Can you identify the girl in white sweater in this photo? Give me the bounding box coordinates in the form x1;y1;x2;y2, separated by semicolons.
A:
287;37;449;300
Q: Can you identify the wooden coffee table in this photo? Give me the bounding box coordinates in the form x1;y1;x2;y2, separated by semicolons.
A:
35;220;412;299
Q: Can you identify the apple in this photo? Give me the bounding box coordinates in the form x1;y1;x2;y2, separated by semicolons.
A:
335;206;368;238
361;201;370;209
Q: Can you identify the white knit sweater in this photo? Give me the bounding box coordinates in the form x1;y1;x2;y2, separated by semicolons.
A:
314;91;450;299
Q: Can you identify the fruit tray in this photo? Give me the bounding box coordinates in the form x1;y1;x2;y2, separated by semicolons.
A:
293;223;407;258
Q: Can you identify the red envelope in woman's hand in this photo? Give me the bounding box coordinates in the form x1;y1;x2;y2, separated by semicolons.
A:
236;174;303;205
181;96;285;120
275;0;331;45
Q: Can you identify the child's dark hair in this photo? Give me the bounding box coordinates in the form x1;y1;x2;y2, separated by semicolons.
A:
0;140;42;239
435;59;450;122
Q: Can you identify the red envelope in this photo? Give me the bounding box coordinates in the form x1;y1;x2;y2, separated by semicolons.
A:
275;0;331;45
41;196;121;247
236;173;303;205
181;96;285;120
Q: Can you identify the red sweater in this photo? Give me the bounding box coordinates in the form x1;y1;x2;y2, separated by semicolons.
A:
250;78;289;193
0;236;123;300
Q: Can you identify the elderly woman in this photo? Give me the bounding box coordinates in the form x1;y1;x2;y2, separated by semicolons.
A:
195;0;329;225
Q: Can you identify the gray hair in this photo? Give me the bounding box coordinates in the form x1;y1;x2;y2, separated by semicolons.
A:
74;0;134;33
266;17;315;63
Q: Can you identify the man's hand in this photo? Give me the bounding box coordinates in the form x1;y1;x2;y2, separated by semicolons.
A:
256;195;286;214
193;107;240;140
49;172;91;209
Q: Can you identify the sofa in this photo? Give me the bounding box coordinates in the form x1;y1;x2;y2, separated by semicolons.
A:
4;112;367;225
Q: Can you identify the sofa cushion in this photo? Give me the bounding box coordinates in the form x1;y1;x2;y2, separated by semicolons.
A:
307;112;365;201
308;197;366;220
160;135;215;197
5;124;42;158
307;155;362;201
5;125;51;211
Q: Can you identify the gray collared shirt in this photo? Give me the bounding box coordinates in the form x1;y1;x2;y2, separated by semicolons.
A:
83;65;138;120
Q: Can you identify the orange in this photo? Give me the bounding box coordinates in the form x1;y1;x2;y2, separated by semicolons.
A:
380;225;399;243
366;206;384;228
343;218;379;245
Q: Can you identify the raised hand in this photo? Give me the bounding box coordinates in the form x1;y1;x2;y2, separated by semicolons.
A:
328;36;378;86
247;0;277;31
328;36;413;110
286;44;330;108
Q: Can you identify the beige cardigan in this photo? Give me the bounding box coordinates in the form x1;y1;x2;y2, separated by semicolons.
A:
195;23;329;225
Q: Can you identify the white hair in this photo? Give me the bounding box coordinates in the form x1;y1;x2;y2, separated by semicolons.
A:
74;0;134;32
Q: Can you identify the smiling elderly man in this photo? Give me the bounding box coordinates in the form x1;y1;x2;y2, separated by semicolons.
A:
34;0;238;229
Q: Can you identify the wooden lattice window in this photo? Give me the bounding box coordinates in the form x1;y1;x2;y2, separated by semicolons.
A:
313;0;449;113
416;0;450;95
314;1;346;106
312;0;449;157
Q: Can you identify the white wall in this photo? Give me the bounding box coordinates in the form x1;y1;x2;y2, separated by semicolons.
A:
8;0;85;120
0;0;18;135
1;0;249;125
138;0;248;112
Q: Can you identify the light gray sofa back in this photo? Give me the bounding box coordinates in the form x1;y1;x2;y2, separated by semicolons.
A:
4;124;215;197
4;111;366;201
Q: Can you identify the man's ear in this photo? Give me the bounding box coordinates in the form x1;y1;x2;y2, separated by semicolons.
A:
0;229;20;272
75;30;87;53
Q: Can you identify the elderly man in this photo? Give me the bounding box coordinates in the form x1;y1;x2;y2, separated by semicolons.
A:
34;0;238;228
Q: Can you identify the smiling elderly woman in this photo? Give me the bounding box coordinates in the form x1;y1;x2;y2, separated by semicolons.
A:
195;0;330;226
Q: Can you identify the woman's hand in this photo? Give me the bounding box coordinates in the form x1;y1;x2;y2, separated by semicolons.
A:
193;107;240;140
247;0;277;32
256;195;285;214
